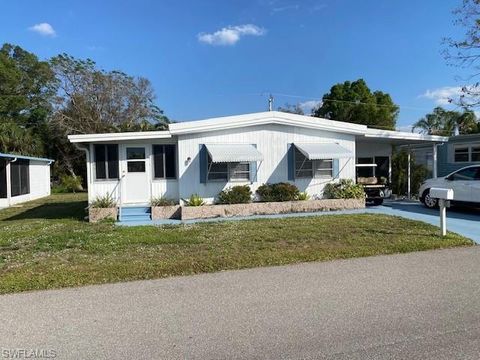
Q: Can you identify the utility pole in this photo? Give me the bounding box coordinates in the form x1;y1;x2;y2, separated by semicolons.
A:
268;94;274;111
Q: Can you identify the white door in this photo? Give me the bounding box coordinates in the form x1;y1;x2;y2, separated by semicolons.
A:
470;167;480;202
123;145;150;204
447;167;477;202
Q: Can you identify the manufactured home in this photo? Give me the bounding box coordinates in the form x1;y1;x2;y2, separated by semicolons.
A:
0;153;53;208
68;111;447;207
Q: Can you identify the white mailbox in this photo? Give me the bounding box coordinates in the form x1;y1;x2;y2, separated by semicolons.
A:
430;187;454;200
429;188;454;236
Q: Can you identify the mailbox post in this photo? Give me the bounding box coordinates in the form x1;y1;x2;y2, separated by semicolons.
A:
429;188;454;236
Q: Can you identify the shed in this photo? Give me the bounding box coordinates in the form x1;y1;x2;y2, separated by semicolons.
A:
0;153;54;208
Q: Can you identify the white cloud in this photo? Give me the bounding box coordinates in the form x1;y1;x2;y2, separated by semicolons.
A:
197;24;266;46
299;100;321;114
420;86;463;105
28;22;56;37
272;4;299;13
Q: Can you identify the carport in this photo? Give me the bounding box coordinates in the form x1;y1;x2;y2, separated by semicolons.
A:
355;129;448;198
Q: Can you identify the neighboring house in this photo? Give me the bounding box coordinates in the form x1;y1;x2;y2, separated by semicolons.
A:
411;133;480;178
0;153;53;208
68;111;446;206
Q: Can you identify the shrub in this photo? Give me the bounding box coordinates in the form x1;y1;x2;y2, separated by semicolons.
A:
256;182;300;202
297;191;310;201
91;194;117;208
184;194;205;206
53;175;83;193
217;185;252;204
323;179;365;199
151;197;176;206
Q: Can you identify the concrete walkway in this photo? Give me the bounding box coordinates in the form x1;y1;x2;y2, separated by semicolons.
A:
1;247;480;359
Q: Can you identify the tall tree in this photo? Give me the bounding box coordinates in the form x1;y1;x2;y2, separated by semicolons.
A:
444;0;480;107
412;106;478;135
313;79;399;130
0;43;56;155
49;54;169;177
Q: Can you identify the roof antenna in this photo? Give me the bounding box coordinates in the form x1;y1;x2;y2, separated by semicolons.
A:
268;94;274;111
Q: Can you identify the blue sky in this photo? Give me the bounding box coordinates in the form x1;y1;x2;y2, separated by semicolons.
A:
0;0;470;129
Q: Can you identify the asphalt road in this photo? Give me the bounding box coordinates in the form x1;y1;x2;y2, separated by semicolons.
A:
1;247;480;359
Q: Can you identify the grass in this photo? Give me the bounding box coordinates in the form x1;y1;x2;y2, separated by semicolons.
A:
0;193;473;294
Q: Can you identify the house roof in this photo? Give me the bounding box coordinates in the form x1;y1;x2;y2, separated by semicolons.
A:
67;111;449;144
0;153;54;163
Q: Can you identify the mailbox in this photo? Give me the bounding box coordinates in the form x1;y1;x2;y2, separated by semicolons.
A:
430;187;454;200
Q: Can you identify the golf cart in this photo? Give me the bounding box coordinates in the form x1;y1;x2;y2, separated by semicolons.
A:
356;160;391;205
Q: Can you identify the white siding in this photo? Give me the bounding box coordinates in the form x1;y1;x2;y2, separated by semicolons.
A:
88;139;180;204
177;124;356;203
0;160;51;207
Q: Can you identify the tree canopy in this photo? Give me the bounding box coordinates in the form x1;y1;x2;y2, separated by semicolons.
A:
0;43;169;180
412;106;479;135
444;0;480;107
313;79;399;130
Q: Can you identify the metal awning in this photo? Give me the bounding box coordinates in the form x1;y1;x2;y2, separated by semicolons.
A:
294;143;353;160
206;144;264;163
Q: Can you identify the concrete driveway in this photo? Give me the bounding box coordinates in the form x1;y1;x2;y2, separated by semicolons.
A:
369;200;480;244
1;247;480;359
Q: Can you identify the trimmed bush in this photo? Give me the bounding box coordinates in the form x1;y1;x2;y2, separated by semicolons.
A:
91;194;117;208
256;182;300;202
184;194;205;206
151;197;176;206
323;179;365;199
217;185;252;204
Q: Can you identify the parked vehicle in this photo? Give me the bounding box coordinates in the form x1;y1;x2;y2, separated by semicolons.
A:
356;163;390;205
419;165;480;208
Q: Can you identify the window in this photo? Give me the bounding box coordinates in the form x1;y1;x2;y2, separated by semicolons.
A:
207;156;250;181
295;148;313;178
450;167;478;181
10;159;29;197
295;148;333;178
153;145;177;179
472;146;480;162
126;147;146;173
0;158;7;198
315;159;333;177
229;162;250;181
454;147;470;162
375;156;390;179
94;144;119;180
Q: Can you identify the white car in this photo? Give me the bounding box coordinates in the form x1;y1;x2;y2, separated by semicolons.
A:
419;165;480;209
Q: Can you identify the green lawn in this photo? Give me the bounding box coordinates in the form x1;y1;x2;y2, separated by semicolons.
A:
0;193;473;294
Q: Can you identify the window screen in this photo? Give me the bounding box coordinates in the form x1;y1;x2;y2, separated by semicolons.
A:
94;144;119;180
10;159;29;197
294;148;313;178
0;158;7;198
153;145;177;179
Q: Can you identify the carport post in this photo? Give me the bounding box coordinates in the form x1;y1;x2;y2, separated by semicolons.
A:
432;143;438;178
407;147;411;200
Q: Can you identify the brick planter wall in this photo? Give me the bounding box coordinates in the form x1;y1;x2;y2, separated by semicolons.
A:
180;199;365;220
151;205;181;220
89;207;117;223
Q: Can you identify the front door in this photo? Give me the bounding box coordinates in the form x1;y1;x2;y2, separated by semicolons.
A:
123;145;150;204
